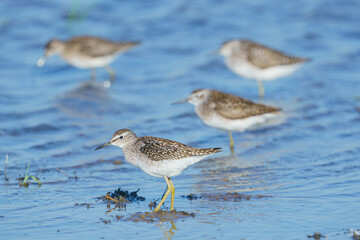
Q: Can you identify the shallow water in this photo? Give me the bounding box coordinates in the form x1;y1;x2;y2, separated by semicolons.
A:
1;0;360;239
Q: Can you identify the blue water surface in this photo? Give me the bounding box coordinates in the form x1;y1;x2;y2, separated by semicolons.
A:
0;0;360;239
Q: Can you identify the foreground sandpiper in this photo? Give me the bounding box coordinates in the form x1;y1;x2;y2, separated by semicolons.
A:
37;36;139;86
174;89;281;153
95;129;221;212
218;39;309;98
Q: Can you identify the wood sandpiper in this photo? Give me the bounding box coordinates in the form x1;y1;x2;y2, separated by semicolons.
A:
174;89;281;153
95;129;221;212
37;36;139;87
218;39;309;98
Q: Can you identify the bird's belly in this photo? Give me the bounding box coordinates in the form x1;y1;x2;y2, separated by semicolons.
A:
63;55;117;69
203;113;279;132
133;155;208;178
226;59;303;81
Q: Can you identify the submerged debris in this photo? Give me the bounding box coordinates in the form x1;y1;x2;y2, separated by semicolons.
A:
307;232;325;239
119;210;195;223
56;168;78;180
103;188;145;204
74;203;93;209
100;218;111;224
4;155;9;182
113;160;123;165
182;192;271;201
181;193;200;200
148;201;157;210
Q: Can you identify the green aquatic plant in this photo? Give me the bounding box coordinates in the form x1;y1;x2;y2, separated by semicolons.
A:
67;0;97;22
20;163;42;187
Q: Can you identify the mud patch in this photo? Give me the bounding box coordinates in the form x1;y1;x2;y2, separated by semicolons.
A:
181;192;271;201
117;210;195;223
102;188;145;204
307;232;325;239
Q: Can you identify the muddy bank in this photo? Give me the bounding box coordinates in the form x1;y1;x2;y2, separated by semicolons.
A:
117;210;195;223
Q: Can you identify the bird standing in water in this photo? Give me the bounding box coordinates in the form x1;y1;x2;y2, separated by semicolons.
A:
174;89;281;153
218;39;309;98
38;36;139;87
95;129;221;212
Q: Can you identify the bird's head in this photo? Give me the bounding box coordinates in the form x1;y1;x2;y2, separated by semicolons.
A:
37;39;65;67
95;129;137;150
173;89;211;107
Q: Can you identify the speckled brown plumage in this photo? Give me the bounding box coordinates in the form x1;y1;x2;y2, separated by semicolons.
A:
194;89;280;119
62;36;140;58
138;136;221;161
236;39;309;69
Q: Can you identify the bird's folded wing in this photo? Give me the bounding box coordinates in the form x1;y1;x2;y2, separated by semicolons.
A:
248;46;305;69
75;38;121;58
213;94;280;119
139;137;218;161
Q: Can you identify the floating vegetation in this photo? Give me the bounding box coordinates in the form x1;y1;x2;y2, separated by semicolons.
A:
103;188;145;204
17;163;42;187
181;192;271;201
117;210;195;223
307;232;325;239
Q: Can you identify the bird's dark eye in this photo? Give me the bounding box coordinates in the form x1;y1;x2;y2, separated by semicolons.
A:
119;136;123;139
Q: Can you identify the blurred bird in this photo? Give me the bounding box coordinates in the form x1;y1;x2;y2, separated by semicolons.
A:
218;39;309;98
174;89;281;153
37;36;140;86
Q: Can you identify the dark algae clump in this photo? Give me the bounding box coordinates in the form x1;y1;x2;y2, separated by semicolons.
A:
103;188;145;203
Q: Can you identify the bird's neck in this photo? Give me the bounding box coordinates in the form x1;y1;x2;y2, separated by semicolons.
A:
195;102;211;118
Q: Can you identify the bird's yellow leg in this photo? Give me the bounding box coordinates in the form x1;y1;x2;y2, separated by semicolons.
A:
228;131;234;154
154;176;171;212
169;178;175;211
104;66;116;82
257;79;265;99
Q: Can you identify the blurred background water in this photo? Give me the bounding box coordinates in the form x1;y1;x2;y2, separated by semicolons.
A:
0;0;360;239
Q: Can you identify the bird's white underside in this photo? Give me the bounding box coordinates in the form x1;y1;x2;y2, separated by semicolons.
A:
123;150;213;178
226;58;303;81
63;54;118;69
200;112;280;132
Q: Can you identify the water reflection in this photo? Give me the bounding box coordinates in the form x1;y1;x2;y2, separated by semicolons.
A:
55;81;111;117
194;155;272;192
157;220;177;240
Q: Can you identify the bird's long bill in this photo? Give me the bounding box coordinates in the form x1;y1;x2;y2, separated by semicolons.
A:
172;99;188;105
37;56;47;67
95;141;111;151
